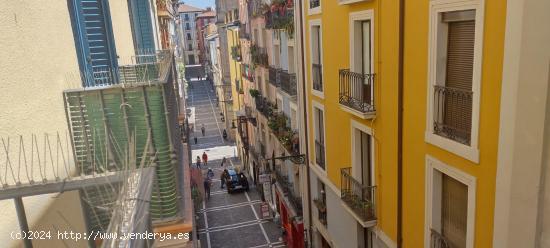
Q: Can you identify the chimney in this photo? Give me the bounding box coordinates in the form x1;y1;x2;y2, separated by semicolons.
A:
206;7;212;11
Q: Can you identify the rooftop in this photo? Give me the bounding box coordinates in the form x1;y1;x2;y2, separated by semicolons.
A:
197;10;216;18
178;3;204;13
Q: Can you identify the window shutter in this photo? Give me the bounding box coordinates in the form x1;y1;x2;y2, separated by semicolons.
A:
442;174;468;248
445;20;475;91
441;18;475;143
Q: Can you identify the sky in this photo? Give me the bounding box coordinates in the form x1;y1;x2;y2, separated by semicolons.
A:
180;0;215;10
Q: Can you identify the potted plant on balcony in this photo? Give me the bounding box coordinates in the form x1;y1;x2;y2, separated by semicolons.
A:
249;89;260;98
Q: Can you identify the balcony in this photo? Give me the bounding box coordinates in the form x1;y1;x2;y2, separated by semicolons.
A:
251;44;269;67
430;229;451;248
312;63;323;92
255;95;276;119
268;112;299;156
340;167;376;227
269;67;281;87
338;69;375;118
239;24;250;40
313;198;327;226
274;165;303;216
241;64;254;82
235;79;244;94
231;46;242;62
433;85;473;145
265;0;294;37
314;140;325;169
280;70;297;97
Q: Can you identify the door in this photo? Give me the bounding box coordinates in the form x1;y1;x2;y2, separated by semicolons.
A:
129;0;155;54
361;20;372;105
71;0;118;86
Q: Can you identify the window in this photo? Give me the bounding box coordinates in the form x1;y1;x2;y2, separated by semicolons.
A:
425;156;476;248
68;0;118;86
342;10;375;116
184;13;189;21
188;55;195;65
188;44;193;51
309;0;321;15
187;33;192;40
310;21;323;95
426;1;484;163
313;103;325;169
186;23;190;30
317;180;327;226
129;0;155;52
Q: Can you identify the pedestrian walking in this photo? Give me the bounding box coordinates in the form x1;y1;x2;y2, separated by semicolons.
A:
222;129;228;140
202;152;208;166
194;136;197;144
201;124;206;136
220;169;228;189
220;156;227;167
196;156;202;169
207;168;214;179
203;177;211;200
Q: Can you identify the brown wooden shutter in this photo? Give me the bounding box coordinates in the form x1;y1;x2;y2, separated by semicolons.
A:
442;174;468;248
441;12;475;143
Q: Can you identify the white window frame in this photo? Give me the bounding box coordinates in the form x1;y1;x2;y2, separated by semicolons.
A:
349;10;374;74
425;0;484;163
350;120;375;186
424;155;477;248
308;0;322;15
309;19;324;99
312;100;327;172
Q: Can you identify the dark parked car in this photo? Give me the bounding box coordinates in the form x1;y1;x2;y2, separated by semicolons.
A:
226;169;249;193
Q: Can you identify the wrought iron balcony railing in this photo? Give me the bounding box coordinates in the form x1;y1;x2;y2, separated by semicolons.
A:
313;197;327;226
241;64;254;82
251;44;269;67
269;67;281;87
433;85;473;145
312;63;323;91
231;46;242;61
430;229;451;248
340;167;376;224
338;69;375;115
255;96;276;119
280;70;297;96
274;165;303;216
239;24;250;40
314;140;325;169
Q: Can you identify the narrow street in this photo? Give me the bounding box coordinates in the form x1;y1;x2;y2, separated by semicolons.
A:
187;79;286;248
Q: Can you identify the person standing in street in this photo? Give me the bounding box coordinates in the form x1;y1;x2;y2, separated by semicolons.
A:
220;156;227;167
203;177;211;200
201;124;206;136
202;152;208;166
220;169;228;189
196;156;201;169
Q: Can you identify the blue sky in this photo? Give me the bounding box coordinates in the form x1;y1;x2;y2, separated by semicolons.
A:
180;0;215;9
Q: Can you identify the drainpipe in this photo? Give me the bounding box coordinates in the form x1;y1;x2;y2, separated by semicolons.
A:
397;0;404;247
296;0;313;246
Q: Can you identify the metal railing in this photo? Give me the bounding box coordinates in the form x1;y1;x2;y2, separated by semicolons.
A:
269;67;281;87
280;70;297;96
239;24;250;40
255;96;276;119
241;64;254;82
310;0;320;8
251;44;269;67
433;85;473;145
340;167;376;223
315;140;325;169
274;165;303;216
430;229;451;248
339;69;375;114
312;63;323;91
231;46;242;61
313;197;327;226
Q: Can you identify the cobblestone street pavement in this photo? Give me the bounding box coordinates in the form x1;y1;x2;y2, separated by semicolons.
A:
187;79;286;248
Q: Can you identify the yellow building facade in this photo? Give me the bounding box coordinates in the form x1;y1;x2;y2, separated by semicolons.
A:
303;0;399;247
402;1;506;248
303;0;508;247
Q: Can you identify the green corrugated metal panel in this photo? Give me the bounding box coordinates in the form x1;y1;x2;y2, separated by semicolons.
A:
64;83;179;224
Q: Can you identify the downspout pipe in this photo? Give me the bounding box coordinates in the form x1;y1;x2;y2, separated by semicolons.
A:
397;0;404;247
296;0;313;246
